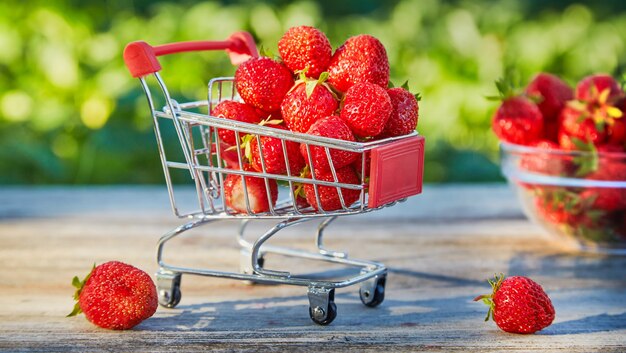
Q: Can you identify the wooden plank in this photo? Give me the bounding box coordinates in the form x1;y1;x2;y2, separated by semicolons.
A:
0;185;625;352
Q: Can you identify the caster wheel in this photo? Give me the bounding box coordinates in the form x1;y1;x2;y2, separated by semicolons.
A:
308;287;337;325
159;285;181;308
309;301;337;326
156;270;182;308
360;274;385;307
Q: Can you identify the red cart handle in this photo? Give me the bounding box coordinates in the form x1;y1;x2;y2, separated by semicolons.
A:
123;31;258;78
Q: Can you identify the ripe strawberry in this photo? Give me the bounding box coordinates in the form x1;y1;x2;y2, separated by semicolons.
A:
68;261;158;330
235;57;294;113
377;86;420;138
281;74;339;133
474;274;555;334
278;26;332;79
303;166;361;211
607;118;626;147
533;187;580;225
558;94;624;150
492;95;543;145
558;105;607;150
223;167;278;214
340;82;392;138
211;100;263;145
353;151;371;179
248;124;306;175
520;140;568;176
525;73;573;141
575;74;623;103
300;116;358;174
580;153;626;211
327;34;390;93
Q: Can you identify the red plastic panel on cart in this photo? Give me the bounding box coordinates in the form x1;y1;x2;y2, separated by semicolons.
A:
368;135;425;208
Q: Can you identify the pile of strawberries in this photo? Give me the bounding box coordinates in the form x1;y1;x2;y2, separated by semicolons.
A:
213;26;420;213
491;73;626;245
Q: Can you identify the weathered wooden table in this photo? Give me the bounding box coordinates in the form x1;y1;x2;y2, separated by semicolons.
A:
1;184;625;352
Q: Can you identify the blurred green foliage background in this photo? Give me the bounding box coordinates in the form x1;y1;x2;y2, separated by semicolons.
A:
1;0;625;184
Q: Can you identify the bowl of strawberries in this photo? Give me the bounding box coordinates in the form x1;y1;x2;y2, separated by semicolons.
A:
493;73;626;254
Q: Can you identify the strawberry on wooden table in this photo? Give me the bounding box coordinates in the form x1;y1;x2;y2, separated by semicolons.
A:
68;261;158;330
278;25;332;79
474;274;555;334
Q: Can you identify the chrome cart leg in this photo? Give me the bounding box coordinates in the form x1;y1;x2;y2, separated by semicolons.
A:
359;272;386;307
239;249;265;275
238;220;265;281
316;216;347;258
307;286;337;325
156;269;182;308
156;217;215;308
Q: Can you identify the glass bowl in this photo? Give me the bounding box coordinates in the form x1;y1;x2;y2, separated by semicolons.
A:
500;142;626;255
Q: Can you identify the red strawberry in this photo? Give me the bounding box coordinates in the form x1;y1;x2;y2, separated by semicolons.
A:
525;73;573;141
607;118;626;147
281;75;339;133
558;105;607;149
492;95;543;145
520;140;568;176
558;95;624;150
526;73;573;120
235;57;294;113
300;116;358;174
211;100;263;145
248;124;306;175
327;34;389;93
278;26;332;79
353;151;371;179
474;274;555;334
340;82;392;138
575;74;623;103
581;153;626;211
533;187;580;225
377;86;420;138
68;261;158;330
303;166;361;211
223;168;278;214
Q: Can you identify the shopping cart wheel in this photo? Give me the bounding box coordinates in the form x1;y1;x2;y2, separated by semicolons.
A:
156;269;182;308
307;287;337;325
359;274;386;307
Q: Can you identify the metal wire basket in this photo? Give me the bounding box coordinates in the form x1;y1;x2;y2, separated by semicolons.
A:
124;31;425;325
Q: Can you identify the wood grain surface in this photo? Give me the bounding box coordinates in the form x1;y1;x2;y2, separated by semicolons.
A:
0;184;625;352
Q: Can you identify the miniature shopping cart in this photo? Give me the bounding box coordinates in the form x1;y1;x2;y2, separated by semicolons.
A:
123;31;425;325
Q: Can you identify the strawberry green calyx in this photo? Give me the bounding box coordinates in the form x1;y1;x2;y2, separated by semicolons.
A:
488;72;523;101
292;69;337;100
399;81;422;102
240;117;284;160
473;273;505;322
67;264;95;317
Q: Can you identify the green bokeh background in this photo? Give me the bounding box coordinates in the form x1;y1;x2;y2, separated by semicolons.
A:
1;0;625;184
